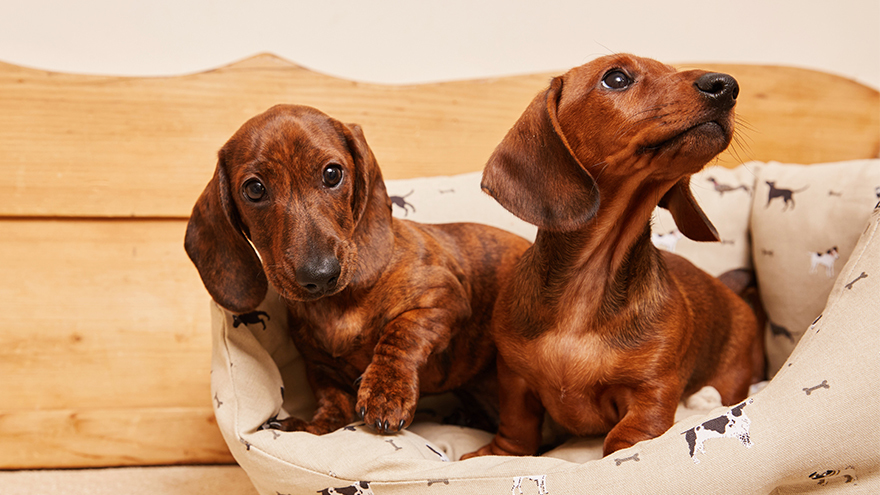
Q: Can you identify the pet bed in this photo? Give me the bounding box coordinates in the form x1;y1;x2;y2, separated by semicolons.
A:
213;160;880;494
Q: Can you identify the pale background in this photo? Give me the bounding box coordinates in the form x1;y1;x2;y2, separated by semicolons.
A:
1;0;877;89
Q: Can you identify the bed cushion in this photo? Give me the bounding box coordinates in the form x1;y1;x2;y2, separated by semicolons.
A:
213;199;880;494
383;171;538;242
749;159;880;376
211;165;879;494
382;165;758;277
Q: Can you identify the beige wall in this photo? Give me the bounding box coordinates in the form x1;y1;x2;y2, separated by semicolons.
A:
1;0;877;88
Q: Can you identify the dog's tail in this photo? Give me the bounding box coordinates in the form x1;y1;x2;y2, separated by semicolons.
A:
717;268;754;297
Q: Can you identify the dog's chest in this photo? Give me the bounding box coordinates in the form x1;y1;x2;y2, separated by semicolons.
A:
506;331;621;433
294;303;374;359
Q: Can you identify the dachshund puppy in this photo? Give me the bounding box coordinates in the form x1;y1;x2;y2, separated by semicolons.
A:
185;105;529;435
462;54;760;458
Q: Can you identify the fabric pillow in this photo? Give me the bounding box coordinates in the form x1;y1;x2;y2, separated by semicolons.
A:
213;201;880;494
749;159;880;376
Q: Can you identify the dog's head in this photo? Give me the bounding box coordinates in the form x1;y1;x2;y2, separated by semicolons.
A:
482;53;737;239
185;105;392;313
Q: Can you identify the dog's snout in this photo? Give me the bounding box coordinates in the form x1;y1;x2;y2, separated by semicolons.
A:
695;73;739;108
295;256;342;294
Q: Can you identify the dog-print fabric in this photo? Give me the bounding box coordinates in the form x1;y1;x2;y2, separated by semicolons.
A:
210;163;880;494
681;399;753;464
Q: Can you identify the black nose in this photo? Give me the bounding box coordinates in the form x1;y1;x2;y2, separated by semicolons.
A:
695;72;739;108
295;256;341;294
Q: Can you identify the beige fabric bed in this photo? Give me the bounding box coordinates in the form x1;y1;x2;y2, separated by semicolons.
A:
212;161;879;494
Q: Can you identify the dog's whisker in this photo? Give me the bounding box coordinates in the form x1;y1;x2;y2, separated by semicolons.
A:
734;118;757;134
728;130;755;165
591;161;612;183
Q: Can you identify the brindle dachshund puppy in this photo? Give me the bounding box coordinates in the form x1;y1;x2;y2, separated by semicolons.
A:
463;54;762;459
185;105;530;435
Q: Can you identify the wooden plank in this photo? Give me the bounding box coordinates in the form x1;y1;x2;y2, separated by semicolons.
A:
1;55;877;218
0;219;213;411
0;54;547;218
0;407;233;469
0;218;227;468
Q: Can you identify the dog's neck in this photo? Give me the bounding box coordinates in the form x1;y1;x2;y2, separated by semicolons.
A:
525;178;672;337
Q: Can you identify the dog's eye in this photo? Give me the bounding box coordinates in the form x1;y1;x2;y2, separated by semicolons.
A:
242;179;266;202
323;164;343;188
602;70;632;90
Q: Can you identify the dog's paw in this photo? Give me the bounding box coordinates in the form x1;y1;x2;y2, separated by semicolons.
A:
355;365;419;434
259;415;345;435
260;415;308;432
460;436;538;459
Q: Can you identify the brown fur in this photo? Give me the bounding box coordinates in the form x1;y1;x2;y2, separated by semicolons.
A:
462;54;761;458
185;105;530;434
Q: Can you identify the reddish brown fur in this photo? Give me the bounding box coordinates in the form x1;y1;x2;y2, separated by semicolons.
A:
462;54;761;459
185;105;530;435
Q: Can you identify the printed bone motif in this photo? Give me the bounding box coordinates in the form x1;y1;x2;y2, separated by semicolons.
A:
615;453;641;466
803;380;830;396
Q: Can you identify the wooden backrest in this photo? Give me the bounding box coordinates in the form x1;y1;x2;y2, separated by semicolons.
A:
2;54;877;219
0;54;877;469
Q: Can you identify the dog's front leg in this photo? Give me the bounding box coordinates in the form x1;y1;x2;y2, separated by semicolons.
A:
356;308;454;434
461;354;545;458
263;365;356;435
601;383;679;456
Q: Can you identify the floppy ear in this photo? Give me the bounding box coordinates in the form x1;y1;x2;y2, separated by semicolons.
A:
338;122;390;226
482;76;600;231
658;178;720;242
184;155;268;314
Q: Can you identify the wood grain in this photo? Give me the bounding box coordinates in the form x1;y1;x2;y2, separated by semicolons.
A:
0;219;211;410
1;54;876;218
0;219;226;467
0;407;232;469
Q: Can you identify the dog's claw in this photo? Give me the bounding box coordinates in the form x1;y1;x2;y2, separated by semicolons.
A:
353;375;363;388
259;415;282;431
356;367;418;435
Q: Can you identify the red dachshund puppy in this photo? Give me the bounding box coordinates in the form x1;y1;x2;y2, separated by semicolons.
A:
463;54;760;458
185;105;529;435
